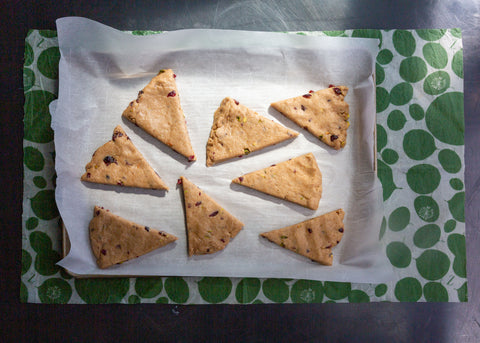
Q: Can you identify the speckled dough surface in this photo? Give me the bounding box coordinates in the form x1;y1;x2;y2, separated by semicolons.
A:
89;206;178;269
232;153;322;210
271;86;349;149
206;97;298;166
261;209;345;265
180;176;244;256
122;69;196;161
80;125;168;190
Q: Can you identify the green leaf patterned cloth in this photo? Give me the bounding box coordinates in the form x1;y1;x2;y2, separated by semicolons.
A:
21;28;466;304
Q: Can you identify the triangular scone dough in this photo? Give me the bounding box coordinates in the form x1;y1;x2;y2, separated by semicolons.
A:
89;206;178;269
271;86;350;150
206;97;298;166
81;125;168;190
232;153;322;210
180;176;244;256
122;69;196;161
260;209;345;265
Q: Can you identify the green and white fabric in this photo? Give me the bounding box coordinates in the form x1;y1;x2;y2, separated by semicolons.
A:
21;28;465;304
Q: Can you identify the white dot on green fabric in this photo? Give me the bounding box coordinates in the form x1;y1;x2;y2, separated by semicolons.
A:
424;71;450;95
414;196;439;222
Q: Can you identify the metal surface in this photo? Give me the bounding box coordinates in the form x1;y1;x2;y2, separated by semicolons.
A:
2;0;479;341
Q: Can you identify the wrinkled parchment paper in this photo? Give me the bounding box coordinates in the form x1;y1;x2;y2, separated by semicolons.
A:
52;17;392;282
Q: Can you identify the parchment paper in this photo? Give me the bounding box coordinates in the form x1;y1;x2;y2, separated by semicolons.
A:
52;17;392;282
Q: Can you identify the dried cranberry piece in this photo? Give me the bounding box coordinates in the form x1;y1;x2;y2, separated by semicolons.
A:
86;172;91;178
234;99;239;105
95;210;100;216
301;105;306;111
330;134;339;141
173;74;177;78
101;249;107;255
195;201;202;206
333;87;342;95
209;211;219;217
302;93;312;98
338;228;344;233
112;131;124;141
238;176;244;182
177;178;183;185
188;155;195;162
307;228;312;233
117;181;124;186
220;238;225;243
329;84;335;88
325;245;332;249
167;90;176;97
103;155;117;166
309;90;314;93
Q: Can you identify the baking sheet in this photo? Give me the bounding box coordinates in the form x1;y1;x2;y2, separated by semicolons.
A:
52;17;392;282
